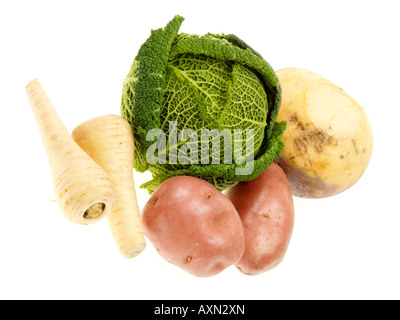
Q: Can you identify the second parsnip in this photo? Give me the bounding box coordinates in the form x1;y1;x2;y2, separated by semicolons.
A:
72;115;146;258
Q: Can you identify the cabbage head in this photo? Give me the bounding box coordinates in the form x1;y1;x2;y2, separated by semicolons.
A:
121;15;286;193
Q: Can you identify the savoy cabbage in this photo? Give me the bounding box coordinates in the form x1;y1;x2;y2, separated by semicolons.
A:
121;15;286;193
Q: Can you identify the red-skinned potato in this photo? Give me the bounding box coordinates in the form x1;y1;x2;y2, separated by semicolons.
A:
142;176;245;277
226;163;294;275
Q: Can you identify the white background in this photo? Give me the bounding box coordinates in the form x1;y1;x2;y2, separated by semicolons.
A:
0;0;398;300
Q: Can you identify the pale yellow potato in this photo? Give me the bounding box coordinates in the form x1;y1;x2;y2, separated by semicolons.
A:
276;68;373;198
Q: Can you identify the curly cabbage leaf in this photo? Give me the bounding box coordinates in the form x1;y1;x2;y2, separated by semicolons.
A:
121;15;286;193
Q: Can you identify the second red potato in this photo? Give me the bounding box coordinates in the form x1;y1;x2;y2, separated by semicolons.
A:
226;163;295;275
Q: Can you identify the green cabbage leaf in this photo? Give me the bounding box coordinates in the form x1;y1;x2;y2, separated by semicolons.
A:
121;15;286;193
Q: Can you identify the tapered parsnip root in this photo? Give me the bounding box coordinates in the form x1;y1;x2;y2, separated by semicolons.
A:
72;115;146;258
26;79;115;225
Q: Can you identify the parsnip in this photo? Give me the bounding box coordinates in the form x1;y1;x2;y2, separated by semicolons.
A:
72;115;146;258
26;79;115;224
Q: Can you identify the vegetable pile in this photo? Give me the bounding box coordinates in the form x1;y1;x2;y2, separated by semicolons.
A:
27;15;373;277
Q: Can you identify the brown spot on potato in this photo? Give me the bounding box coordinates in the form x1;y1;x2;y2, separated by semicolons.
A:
297;122;306;130
352;139;359;154
205;192;213;200
186;256;193;263
294;137;308;154
293;129;336;155
289;114;298;122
